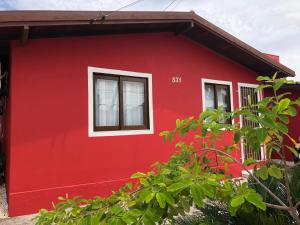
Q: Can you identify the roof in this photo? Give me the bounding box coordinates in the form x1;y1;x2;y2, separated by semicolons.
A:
0;10;295;77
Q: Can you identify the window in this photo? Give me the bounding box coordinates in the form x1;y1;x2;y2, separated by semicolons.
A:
202;79;233;124
94;74;149;130
88;67;153;137
238;83;265;161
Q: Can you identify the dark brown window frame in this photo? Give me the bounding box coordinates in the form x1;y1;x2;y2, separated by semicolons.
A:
93;73;149;131
204;82;232;124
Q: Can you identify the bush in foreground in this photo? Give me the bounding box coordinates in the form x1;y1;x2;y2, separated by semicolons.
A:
35;74;300;225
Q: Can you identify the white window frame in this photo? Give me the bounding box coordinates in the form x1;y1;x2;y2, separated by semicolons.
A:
238;82;265;162
201;78;234;124
88;66;154;137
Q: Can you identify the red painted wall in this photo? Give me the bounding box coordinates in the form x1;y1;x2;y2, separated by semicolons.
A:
7;32;260;216
265;88;300;161
263;53;280;63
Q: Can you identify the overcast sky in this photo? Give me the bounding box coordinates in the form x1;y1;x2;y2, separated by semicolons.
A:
1;0;299;80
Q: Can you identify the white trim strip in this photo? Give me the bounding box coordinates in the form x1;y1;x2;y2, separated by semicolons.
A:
88;67;154;137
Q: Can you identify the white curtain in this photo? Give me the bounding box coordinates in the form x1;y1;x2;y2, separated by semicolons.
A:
95;79;119;126
216;85;229;123
216;86;228;111
205;84;215;109
123;81;144;126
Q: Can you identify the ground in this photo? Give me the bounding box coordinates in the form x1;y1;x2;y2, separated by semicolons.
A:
0;184;35;224
0;215;35;225
0;184;7;219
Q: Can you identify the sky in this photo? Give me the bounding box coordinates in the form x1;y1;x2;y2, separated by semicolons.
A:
0;0;299;80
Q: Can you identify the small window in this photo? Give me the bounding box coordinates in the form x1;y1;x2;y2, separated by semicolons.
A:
203;80;232;124
94;74;149;131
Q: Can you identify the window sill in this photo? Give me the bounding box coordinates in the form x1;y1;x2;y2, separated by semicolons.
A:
88;129;154;137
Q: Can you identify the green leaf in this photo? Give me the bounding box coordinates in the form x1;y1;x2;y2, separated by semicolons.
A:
167;182;187;192
295;98;300;107
274;79;285;91
256;128;268;143
91;214;102;225
108;218;119;225
230;195;245;207
257;76;271;81
190;184;204;207
245;192;266;211
142;215;156;225
159;131;169;137
159;131;170;143
243;158;256;166
276;122;288;134
277;92;291;100
257;166;268;180
131;172;146;179
122;214;136;224
286;106;297;116
228;204;239;216
111;204;123;215
256;84;272;91
272;72;278;80
129;209;142;217
161;192;175;205
277;98;290;112
161;168;171;175
268;165;283;179
201;183;215;198
234;131;241;143
259;117;275;129
145;193;155;203
279;115;289;124
139;189;152;202
176;119;181;128
156;193;166;208
177;166;189;173
156;192;166;209
259;97;272;107
144;207;163;223
140;178;150;187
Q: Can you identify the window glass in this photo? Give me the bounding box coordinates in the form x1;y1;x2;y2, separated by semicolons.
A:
95;79;119;126
216;85;229;123
204;82;231;124
205;84;215;109
216;85;229;111
123;81;145;126
93;73;149;131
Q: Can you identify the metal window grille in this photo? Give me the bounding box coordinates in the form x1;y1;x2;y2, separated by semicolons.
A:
240;86;262;161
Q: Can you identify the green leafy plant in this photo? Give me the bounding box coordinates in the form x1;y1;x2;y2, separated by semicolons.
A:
35;74;300;225
175;200;236;225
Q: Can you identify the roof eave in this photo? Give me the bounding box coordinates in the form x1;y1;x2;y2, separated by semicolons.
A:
0;10;295;77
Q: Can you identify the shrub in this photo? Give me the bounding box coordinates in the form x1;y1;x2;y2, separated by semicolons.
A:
35;74;300;225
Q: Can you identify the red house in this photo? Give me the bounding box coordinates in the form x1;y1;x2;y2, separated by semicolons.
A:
0;11;296;216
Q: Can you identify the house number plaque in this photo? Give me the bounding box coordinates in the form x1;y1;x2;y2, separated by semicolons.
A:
172;76;182;83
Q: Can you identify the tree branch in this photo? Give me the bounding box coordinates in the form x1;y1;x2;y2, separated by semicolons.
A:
296;201;300;209
265;203;289;210
282;147;294;208
290;161;300;170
